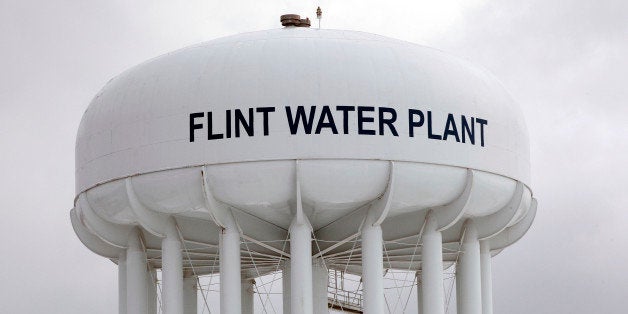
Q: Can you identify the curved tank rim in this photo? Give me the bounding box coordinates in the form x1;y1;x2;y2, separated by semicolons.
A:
74;158;532;203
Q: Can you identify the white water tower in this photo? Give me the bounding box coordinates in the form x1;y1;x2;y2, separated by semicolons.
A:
71;14;536;314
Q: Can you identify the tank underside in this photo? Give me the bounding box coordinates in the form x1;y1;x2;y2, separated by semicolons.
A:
72;159;536;278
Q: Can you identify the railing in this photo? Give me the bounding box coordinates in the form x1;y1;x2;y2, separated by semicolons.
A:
328;288;363;310
327;270;363;312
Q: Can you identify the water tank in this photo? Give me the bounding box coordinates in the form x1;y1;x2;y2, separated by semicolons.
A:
71;24;537;314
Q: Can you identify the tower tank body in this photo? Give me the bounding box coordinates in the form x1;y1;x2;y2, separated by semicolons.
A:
71;23;537;314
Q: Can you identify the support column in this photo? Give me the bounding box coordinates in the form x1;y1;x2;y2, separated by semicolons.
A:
126;229;148;314
220;218;242;314
147;268;157;314
282;263;292;314
241;278;255;314
456;221;482;314
312;258;329;314
118;251;127;314
183;275;198;314
422;214;444;314
289;219;313;314
480;241;493;314
416;272;422;314
361;222;385;314
162;218;183;314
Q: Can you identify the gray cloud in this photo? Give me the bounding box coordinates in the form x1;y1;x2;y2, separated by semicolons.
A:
1;0;626;313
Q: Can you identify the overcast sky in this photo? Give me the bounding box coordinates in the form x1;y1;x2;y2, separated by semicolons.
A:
1;0;627;313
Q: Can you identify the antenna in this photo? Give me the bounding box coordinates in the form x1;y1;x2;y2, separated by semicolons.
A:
316;6;322;29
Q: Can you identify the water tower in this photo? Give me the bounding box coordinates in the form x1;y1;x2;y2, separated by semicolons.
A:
71;13;536;314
